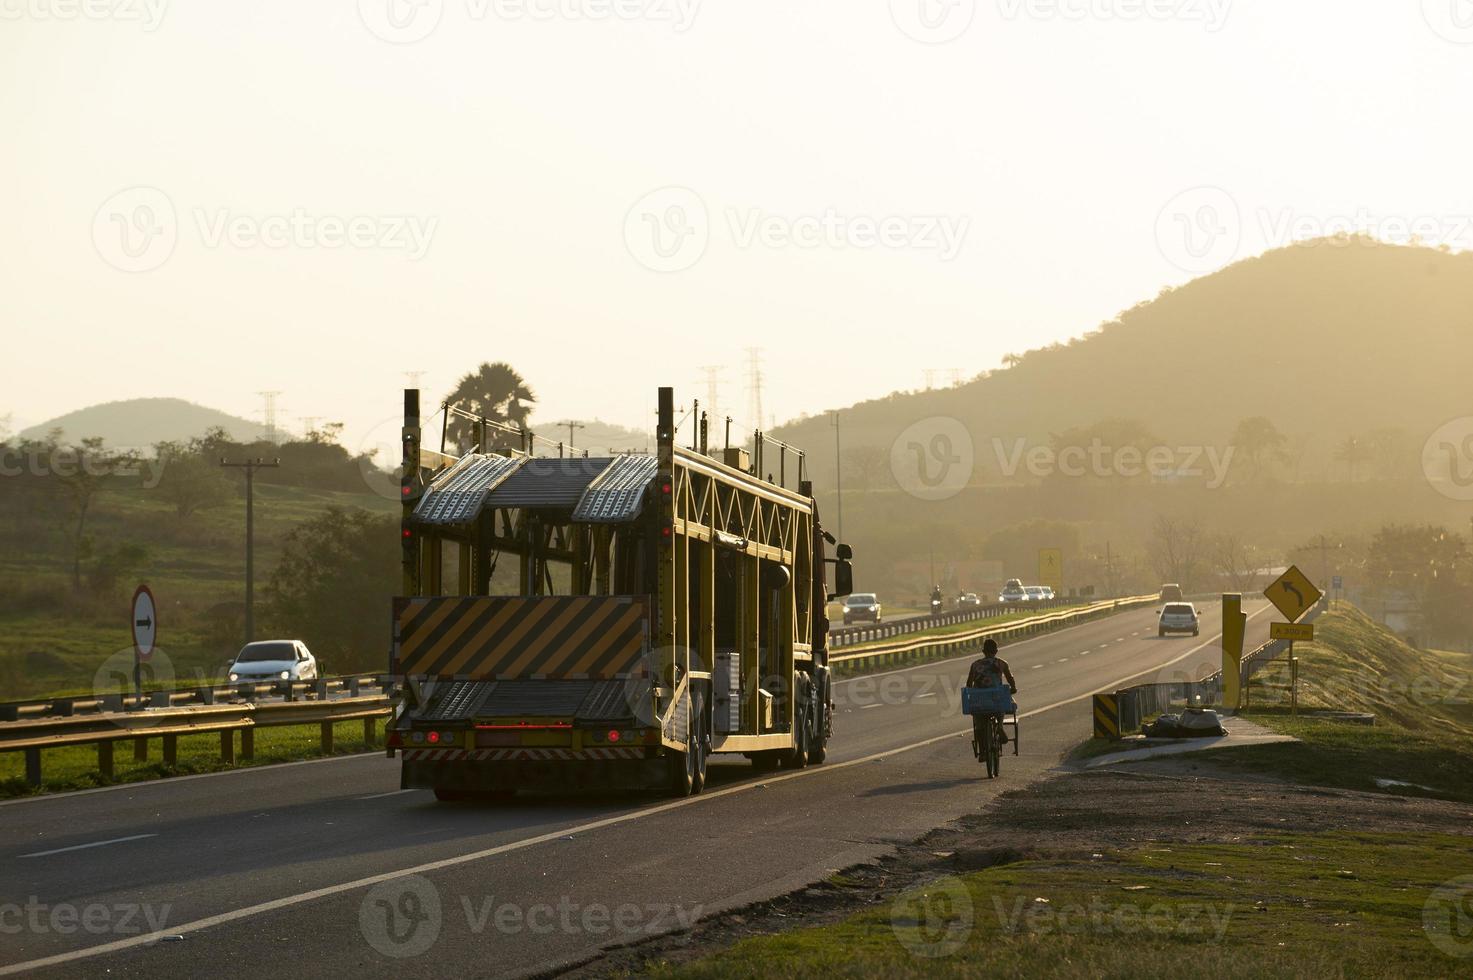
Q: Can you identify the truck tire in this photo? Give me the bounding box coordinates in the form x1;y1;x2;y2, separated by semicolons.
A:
780;704;809;770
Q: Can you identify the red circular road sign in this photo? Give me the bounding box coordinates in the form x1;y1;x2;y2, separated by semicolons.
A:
131;584;157;662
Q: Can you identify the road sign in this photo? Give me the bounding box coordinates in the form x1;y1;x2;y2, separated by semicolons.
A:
1264;565;1322;623
1038;548;1063;594
131;585;157;662
1270;622;1315;642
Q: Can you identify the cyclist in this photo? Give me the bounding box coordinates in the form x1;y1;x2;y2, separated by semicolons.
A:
966;638;1017;745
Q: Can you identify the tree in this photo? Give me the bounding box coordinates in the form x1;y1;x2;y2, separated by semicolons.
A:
1209;533;1260;594
1334;436;1371;482
1146;515;1205;588
153;440;232;518
1001;353;1024;370
262;508;399;671
843;445;888;490
443;362;536;454
47;434;137;591
1230;416;1287;483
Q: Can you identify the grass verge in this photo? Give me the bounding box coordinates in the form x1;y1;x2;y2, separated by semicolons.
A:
650;832;1472;978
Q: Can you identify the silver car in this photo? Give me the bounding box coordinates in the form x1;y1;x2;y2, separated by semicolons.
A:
227;640;319;683
1158;603;1200;637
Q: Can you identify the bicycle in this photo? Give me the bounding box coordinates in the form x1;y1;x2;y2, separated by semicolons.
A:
963;686;1019;779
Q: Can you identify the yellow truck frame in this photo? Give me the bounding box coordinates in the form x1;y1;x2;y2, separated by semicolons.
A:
388;387;852;799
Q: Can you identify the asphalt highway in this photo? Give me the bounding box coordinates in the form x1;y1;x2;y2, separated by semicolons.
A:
0;599;1273;979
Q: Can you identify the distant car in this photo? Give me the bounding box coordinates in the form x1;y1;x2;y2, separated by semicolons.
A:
1158;602;1200;637
842;593;882;625
228;640;319;683
1039;586;1056;600
1159;583;1184;603
1024;586;1046;602
958;593;982;608
999;581;1028;603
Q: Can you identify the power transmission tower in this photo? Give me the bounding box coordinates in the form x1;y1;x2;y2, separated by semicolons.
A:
697;366;723;421
745;347;764;433
299;416;321;439
257;391;282;445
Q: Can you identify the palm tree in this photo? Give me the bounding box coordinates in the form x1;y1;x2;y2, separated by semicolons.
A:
1001;353;1024;370
443;362;536;454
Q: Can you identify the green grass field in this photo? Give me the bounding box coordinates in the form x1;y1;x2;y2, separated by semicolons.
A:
0;482;397;701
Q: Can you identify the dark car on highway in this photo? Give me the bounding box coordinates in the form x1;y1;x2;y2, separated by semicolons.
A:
842;593;882;624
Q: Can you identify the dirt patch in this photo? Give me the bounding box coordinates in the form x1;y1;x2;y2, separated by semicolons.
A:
563;766;1473;978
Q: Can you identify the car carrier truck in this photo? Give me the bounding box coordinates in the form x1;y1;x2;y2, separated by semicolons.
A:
386;386;853;799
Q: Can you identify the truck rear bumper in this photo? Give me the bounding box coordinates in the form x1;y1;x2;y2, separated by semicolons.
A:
402;751;667;792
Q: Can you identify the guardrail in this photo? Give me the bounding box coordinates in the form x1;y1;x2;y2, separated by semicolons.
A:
829;597;1088;649
1092;598;1328;738
829;595;1160;670
0;692;393;788
0;673;392;723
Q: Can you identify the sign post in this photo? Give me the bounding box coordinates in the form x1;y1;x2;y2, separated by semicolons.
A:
130;584;157;703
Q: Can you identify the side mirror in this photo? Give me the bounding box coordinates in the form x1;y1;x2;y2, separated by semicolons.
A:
829;559;854;600
836;543;853;561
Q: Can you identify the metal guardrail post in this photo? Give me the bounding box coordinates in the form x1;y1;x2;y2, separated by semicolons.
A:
241;727;255;759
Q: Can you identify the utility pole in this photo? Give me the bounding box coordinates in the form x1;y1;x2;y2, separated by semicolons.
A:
831;411;843;545
1105;541;1116;598
220;457;281;644
562;420;586;450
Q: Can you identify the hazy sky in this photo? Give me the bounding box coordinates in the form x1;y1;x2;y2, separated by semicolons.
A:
4;1;1472;458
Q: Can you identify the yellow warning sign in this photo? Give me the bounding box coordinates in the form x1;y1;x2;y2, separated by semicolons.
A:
1264;565;1322;623
1038;548;1063;594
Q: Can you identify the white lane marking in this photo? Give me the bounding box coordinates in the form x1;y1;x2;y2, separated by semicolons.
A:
0;603;1272;979
914;692;936;699
1031;664;1044;669
356;789;418;801
1115;637;1124;642
1057;658;1069;663
19;834;157;859
1079;651;1090;657
1097;644;1109;649
860;703;882;709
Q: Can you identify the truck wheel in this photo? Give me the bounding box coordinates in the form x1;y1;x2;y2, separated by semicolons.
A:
780;707;809;770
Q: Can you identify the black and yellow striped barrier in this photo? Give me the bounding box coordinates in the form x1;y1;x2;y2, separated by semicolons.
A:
1092;692;1120;739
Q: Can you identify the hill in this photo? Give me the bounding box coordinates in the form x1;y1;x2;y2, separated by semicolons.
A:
20;398;265;448
546;418;653;454
776;238;1473;485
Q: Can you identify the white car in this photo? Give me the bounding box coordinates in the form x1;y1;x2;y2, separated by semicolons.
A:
1039;586;1056;600
1158;603;1200;637
1024;586;1046;602
228;640;319;683
999;580;1028;603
